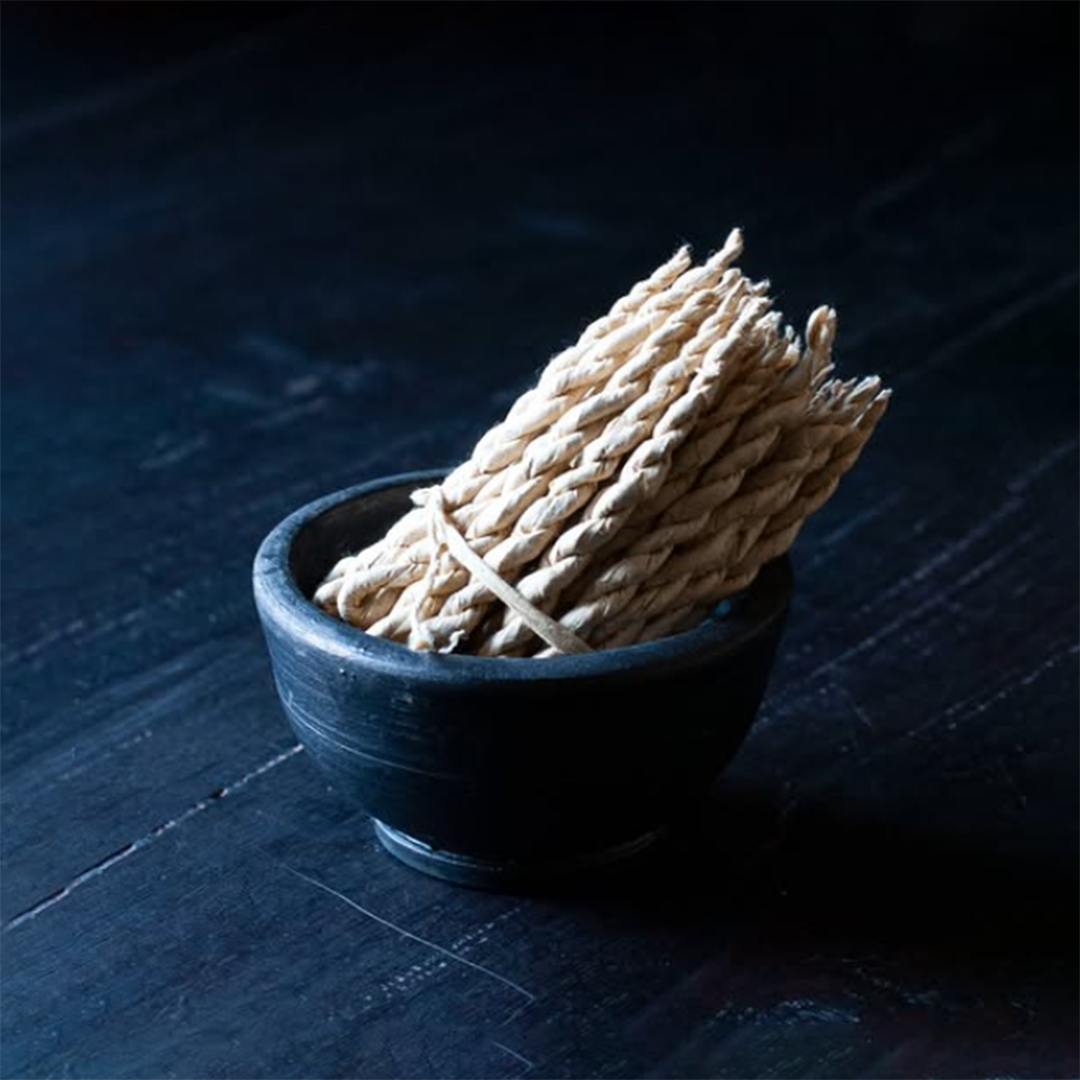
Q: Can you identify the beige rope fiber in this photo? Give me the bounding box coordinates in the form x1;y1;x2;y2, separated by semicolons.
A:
315;231;891;657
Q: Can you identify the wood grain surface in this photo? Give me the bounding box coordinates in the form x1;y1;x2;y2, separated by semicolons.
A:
2;6;1077;1078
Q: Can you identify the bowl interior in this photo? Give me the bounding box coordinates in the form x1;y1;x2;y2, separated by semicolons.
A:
289;480;424;598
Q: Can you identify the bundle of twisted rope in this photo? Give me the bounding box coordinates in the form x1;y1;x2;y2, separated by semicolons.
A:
315;230;890;657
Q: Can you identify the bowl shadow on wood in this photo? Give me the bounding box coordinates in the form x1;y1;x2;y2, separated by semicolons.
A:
544;779;1079;1078
557;773;1078;999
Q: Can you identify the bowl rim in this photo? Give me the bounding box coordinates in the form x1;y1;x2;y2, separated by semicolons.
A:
253;470;792;684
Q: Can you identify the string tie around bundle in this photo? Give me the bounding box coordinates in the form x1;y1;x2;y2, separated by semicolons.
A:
410;486;594;656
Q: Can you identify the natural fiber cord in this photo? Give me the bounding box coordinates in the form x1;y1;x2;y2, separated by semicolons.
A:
316;232;891;656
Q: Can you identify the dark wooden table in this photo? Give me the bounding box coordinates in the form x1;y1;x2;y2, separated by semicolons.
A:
3;7;1077;1078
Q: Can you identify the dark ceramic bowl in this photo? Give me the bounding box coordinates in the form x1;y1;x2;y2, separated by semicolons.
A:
253;470;791;888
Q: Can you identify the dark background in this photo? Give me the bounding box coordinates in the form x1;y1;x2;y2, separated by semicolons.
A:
2;5;1077;1079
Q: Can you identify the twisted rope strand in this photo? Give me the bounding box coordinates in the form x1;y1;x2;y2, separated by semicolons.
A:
592;385;890;650
336;264;743;630
507;315;833;651
474;299;779;656
389;288;767;650
313;241;708;613
314;234;890;657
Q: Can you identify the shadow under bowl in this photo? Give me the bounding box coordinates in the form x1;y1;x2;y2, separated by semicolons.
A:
253;470;792;889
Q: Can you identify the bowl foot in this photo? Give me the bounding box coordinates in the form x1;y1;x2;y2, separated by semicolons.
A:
373;819;668;890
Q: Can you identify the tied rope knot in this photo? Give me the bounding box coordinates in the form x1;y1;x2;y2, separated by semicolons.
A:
410;486;593;656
